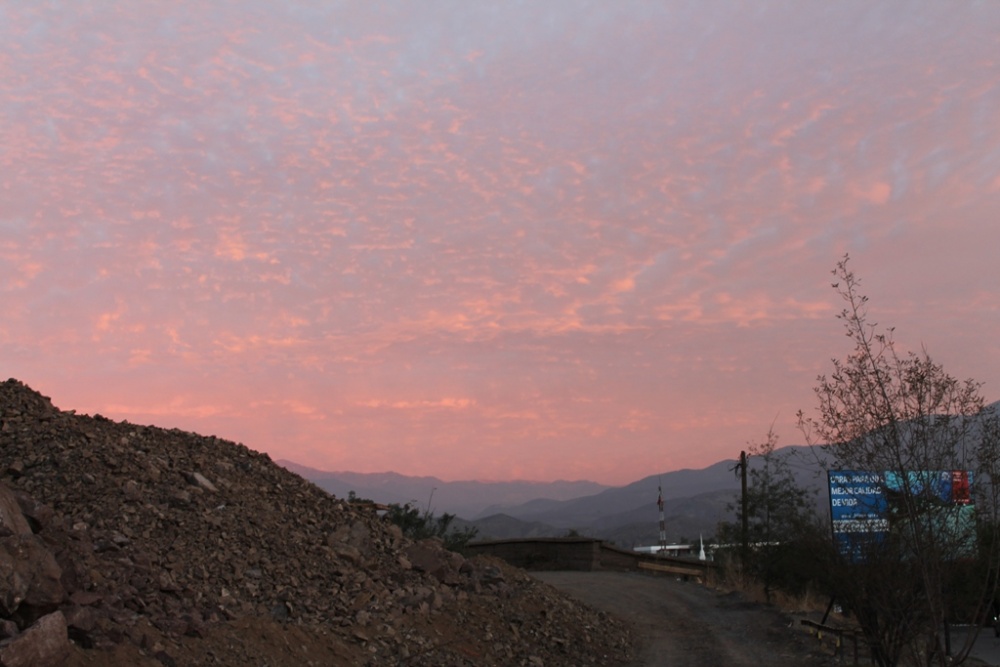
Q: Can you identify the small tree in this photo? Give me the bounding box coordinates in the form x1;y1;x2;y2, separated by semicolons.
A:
347;490;373;504
718;429;822;602
798;256;1000;667
385;502;479;553
347;491;479;552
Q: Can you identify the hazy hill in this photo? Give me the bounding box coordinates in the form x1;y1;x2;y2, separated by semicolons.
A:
478;458;743;526
283;449;824;547
488;446;828;544
454;513;565;541
276;461;611;518
465;488;737;547
275;409;1000;549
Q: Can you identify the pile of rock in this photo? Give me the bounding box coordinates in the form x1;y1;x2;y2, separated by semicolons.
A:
0;482;72;666
0;379;632;666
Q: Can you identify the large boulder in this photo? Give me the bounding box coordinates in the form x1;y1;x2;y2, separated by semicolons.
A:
403;538;465;584
0;486;31;538
0;535;64;617
0;611;69;667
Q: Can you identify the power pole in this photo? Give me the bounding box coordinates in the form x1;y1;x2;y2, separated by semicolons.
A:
739;450;749;564
657;480;666;554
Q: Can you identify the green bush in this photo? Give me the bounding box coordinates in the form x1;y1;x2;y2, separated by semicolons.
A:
385;502;479;553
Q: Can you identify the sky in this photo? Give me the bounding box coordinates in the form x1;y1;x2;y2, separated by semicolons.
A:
2;1;1000;486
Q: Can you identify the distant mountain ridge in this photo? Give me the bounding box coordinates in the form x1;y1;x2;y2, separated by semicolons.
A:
275;461;611;518
284;406;1000;548
280;449;826;547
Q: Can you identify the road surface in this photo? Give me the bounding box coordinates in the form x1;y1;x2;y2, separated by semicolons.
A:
532;571;833;667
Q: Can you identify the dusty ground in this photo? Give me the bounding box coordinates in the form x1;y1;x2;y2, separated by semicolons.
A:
59;567;635;667
62;616;368;667
533;571;839;667
61;570;843;666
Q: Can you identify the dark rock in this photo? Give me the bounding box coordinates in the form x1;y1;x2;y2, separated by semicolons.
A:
0;535;65;616
0;618;17;639
67;591;101;607
154;649;178;667
0;486;31;537
10;492;53;535
404;539;465;583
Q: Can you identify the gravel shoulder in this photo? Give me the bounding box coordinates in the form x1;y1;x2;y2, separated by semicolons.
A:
532;571;835;667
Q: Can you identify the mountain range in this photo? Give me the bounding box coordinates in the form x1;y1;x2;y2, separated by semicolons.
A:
280;403;1000;549
279;445;831;548
276;461;611;517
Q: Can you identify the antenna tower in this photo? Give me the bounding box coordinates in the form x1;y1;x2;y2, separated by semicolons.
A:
657;478;666;554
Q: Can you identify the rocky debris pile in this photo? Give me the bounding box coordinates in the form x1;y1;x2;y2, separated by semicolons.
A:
0;379;633;666
0;484;71;666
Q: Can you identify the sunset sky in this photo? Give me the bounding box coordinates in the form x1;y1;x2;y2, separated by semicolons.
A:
3;1;999;485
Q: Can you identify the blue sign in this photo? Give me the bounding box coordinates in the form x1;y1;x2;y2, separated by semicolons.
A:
828;469;976;561
828;471;889;560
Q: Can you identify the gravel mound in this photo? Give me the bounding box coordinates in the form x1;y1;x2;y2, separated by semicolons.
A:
0;379;633;666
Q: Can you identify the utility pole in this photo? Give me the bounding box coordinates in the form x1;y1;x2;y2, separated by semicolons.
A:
657;479;666;554
739;450;748;564
426;487;437;516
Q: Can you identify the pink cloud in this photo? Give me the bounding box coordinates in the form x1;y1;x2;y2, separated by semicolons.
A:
853;181;893;205
1;2;999;483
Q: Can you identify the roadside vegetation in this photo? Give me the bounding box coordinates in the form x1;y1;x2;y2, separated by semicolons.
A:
347;491;479;553
715;430;828;605
719;256;1000;667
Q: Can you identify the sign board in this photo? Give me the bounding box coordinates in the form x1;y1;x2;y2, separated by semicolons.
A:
828;470;975;561
883;470;972;505
828;471;889;560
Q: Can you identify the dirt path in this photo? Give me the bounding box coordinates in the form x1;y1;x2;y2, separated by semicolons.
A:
532;571;834;667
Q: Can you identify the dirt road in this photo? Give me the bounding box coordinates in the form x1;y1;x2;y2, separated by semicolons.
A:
532;571;834;667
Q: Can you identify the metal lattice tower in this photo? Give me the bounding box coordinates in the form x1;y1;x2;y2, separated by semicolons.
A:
657;481;666;553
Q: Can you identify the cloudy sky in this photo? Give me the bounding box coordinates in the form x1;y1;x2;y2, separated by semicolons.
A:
3;1;999;485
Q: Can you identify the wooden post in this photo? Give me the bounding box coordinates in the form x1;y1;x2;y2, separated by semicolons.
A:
740;450;748;565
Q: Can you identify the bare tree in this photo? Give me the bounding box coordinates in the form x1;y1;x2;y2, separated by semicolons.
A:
798;256;1000;667
718;429;822;603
